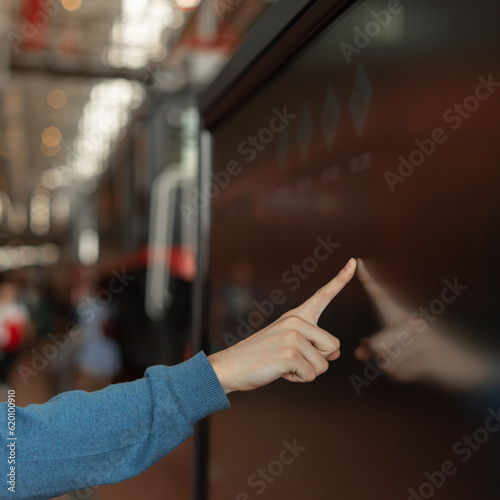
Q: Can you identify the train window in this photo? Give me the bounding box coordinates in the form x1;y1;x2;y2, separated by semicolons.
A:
200;0;500;498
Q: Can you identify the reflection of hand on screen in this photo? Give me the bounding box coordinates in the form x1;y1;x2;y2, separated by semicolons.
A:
208;258;357;394
355;259;489;391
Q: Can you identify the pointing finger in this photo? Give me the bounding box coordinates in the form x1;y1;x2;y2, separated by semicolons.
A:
294;258;357;324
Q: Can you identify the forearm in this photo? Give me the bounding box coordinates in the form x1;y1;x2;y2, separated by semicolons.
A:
1;351;229;499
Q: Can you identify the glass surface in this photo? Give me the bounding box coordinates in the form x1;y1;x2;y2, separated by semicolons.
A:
208;1;500;498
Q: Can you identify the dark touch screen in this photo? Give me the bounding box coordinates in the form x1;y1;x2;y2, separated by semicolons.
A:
207;1;500;498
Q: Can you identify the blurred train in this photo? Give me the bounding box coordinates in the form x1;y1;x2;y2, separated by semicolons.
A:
89;0;500;499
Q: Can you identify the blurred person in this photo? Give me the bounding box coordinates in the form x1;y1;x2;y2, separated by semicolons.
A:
0;259;356;499
74;277;123;392
28;282;57;342
0;277;31;396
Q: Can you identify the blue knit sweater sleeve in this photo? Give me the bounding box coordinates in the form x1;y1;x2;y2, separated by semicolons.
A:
0;351;230;499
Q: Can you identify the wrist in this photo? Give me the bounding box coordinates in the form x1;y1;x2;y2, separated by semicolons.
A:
208;353;233;395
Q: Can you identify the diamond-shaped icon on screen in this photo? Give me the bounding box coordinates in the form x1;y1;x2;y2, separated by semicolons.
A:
322;85;340;152
350;63;372;138
276;126;290;169
297;103;313;163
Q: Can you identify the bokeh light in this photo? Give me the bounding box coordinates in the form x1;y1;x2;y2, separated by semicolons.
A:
47;89;68;109
175;0;201;10
40;142;61;157
62;0;82;12
42;126;62;147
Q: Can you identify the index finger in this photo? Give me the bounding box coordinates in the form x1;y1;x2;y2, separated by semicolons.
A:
294;258;357;324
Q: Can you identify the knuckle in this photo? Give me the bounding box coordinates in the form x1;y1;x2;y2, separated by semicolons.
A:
314;286;329;300
283;314;302;328
281;345;300;362
329;336;340;351
337;275;348;286
286;329;303;343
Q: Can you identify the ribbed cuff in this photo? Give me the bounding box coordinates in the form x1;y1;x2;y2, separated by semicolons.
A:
164;351;231;425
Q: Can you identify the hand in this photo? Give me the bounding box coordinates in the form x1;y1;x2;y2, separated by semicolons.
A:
208;258;357;394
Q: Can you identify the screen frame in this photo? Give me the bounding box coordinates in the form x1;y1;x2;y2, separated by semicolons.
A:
200;0;355;128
